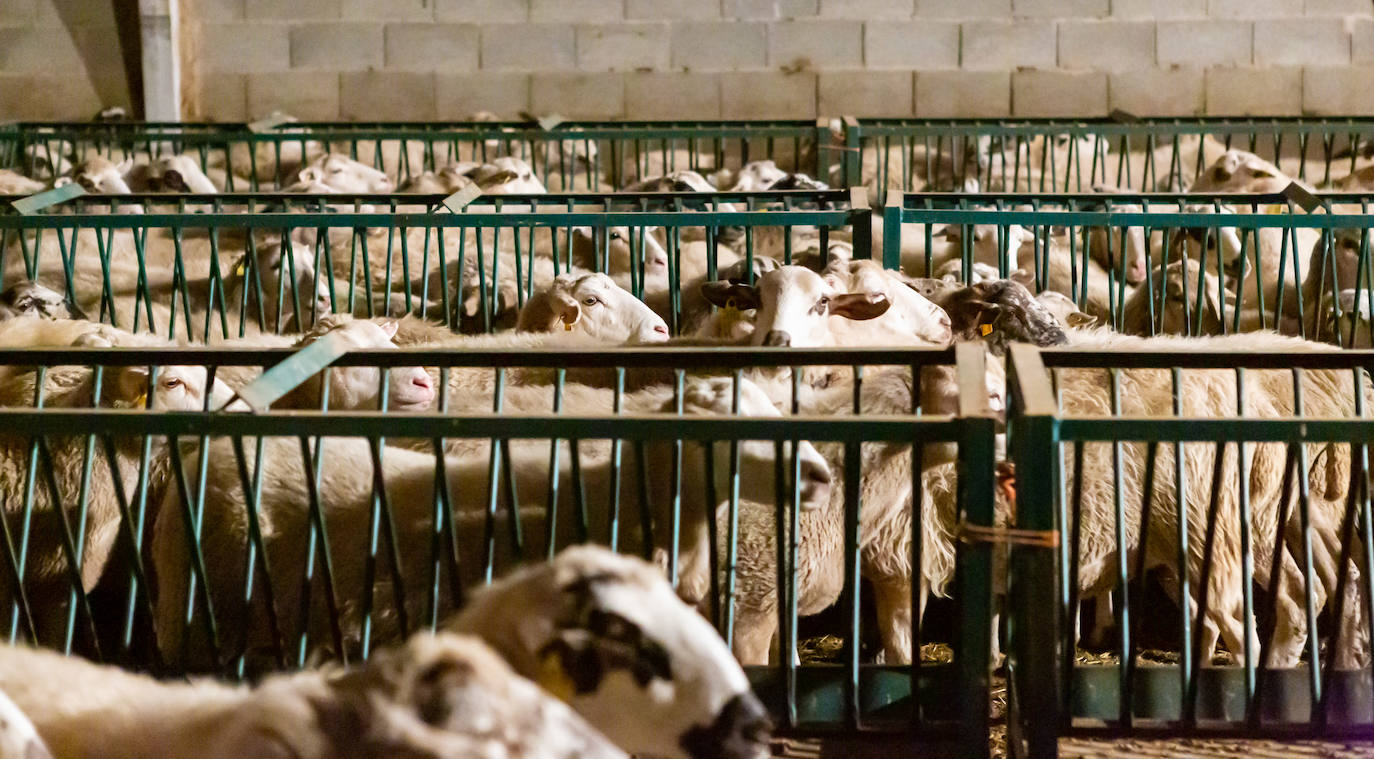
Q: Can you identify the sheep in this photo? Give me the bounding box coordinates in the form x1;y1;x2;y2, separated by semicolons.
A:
123;155;219;194
0;281;86;322
1120;259;1227;337
0;687;49;759
0;632;625;759
448;545;772;759
150;376;831;670
514;272;669;344
0;357;239;644
285;153;396;194
1052;328;1370;670
0;170;44;195
1190;150;1301;194
700;263;951;349
936;278;1070;353
1032;227;1134;323
220;239;334;335
64;156;135;196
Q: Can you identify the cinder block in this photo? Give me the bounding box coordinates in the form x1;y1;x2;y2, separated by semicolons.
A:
916;70;1010;117
341;0;432;19
1304;65;1374;115
1059;21;1155;71
1307;0;1372;15
1204;66;1301;114
1111;0;1205;17
0;28;84;74
246;0;339;19
917;0;1011;17
199;0;245;21
0;75;102;120
723;0;820;18
480;23;574;70
200;23;290;74
340;71;436;120
768;20;863;67
627;0;720;19
1208;0;1289;16
818;0;913;18
1255;18;1350;67
962;20;1056;71
1012;70;1107;117
671;22;767;70
435;0;528;23
385;24;479;71
198;73;248;122
435;72;530;118
1109;68;1204;116
720;71;816;118
247;71;340;120
625;72;722;118
864;21;958;69
529;0;621;22
1014;0;1107;16
32;0;115;26
818;70;913;116
577;23;671;71
530;73;624;118
1157;20;1252;67
289;23;383;71
1354;19;1374;61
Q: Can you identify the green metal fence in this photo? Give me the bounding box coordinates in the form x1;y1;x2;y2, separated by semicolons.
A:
848;118;1374;199
889;191;1374;347
0;120;836;191
0;343;995;755
1006;344;1374;758
0;188;865;340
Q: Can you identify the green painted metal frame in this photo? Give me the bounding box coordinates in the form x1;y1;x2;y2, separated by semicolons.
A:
1;119;837;190
1005;344;1374;759
0;188;865;340
887;191;1374;345
0;343;994;756
849;117;1374;197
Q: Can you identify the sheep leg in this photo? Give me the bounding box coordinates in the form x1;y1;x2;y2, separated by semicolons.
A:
871;578;914;665
730;608;778;667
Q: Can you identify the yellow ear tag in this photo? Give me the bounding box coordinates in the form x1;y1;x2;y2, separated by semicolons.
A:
1265;204;1285;215
537;649;575;702
133;392;147;408
234;261;247;277
717;298;747;337
564;321;574;331
980;323;993;336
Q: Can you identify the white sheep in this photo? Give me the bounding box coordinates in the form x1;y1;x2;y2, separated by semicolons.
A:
448;545;772;759
0;632;625;759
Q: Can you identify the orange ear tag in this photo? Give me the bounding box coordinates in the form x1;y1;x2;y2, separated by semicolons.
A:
980;323;993;336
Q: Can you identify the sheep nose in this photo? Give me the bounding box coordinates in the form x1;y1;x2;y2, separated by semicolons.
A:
653;324;668;335
762;330;790;347
682;692;772;759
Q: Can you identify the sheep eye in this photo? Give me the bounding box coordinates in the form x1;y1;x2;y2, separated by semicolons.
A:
609;231;623;240
583;297;598;306
162;378;183;389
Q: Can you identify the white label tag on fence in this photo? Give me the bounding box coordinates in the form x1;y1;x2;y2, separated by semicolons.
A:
442;184;482;213
247;113;294;133
1282;182;1321;213
11;183;86;215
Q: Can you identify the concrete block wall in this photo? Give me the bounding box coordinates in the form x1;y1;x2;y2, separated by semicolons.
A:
3;0;1374;120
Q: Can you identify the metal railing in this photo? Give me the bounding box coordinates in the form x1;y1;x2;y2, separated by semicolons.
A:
0;343;995;755
1;120;837;191
1006;344;1374;758
0;188;866;340
847;118;1374;199
888;192;1374;347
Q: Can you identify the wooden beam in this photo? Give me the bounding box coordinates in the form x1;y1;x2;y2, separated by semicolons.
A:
139;0;180;120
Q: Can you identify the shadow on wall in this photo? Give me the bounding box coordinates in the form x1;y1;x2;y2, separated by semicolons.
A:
50;0;139;117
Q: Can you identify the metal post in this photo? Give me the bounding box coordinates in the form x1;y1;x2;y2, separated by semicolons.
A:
139;0;181;120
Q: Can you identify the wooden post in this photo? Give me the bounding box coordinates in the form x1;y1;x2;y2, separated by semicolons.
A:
139;0;180;120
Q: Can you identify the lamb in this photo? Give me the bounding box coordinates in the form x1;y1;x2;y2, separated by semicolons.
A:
448;545;772;759
285;153;395;194
514;272;669;344
150;376;830;670
1120;259;1227;337
1190;150;1300;194
1033;227;1135;323
0;632;625;759
0;281;86;322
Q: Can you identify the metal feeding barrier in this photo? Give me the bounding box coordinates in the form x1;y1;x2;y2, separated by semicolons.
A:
846;117;1374;200
0;120;839;191
888;191;1374;347
1005;345;1374;758
0;188;865;340
0;343;996;756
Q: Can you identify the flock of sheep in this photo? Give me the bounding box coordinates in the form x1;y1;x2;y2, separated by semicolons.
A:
0;116;1369;756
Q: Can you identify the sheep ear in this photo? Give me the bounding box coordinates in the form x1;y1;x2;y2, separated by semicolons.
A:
1009;269;1034;287
1066;312;1098;328
555;293;581;330
932;225;956;240
379;320;398;339
476;169;518;189
1251;168;1276;179
298;166;321;184
829;292;890;321
112;365;150;405
700;281;760;311
161;168;187;191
